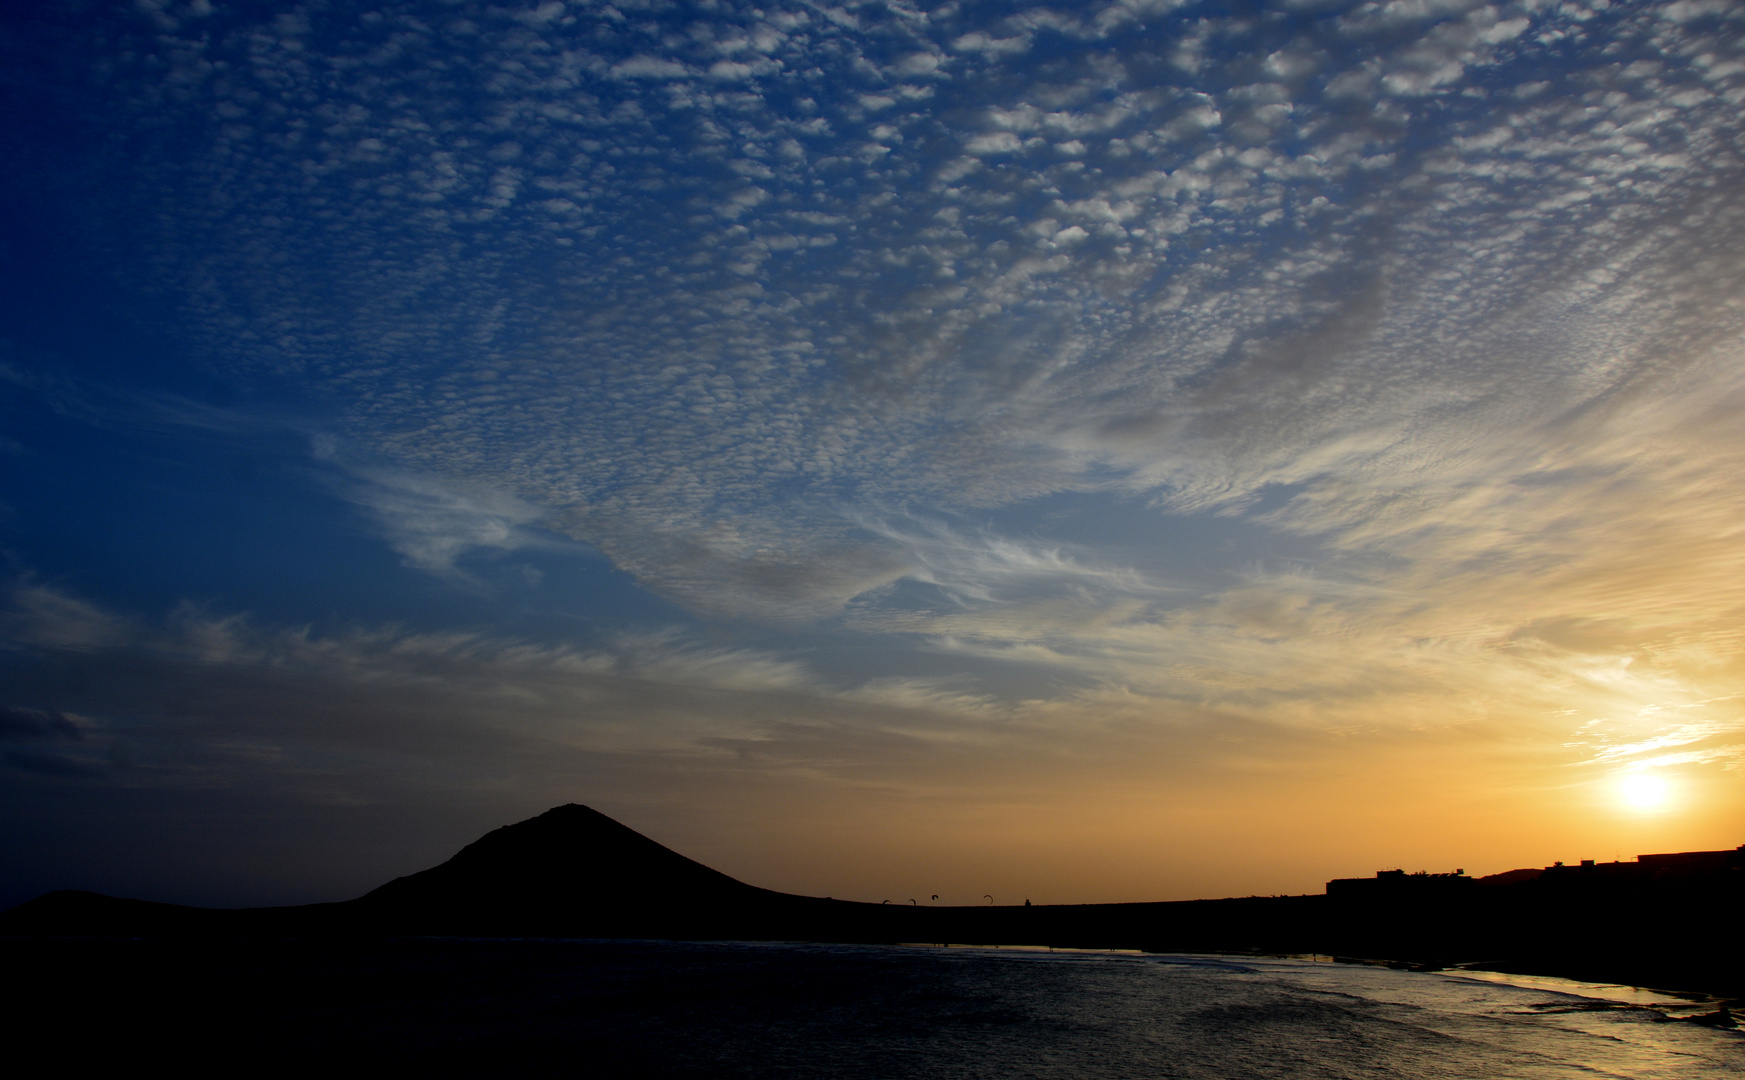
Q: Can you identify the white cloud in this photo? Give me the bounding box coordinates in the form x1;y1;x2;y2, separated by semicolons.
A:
964;131;1022;155
314;442;563;578
3;583;134;651
611;55;691;79
50;0;1745;746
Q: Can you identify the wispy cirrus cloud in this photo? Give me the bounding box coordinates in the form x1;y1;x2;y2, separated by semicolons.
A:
319;451;561;579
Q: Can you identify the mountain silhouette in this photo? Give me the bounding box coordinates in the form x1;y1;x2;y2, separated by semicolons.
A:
4;805;1739;997
0;804;837;940
352;803;782;936
0;803;1328;949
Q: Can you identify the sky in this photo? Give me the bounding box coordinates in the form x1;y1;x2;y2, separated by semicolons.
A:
1;0;1742;911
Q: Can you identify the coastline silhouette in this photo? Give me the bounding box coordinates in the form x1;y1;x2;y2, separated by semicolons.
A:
4;804;1739;997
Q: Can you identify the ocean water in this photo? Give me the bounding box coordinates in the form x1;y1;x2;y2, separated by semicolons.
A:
15;938;1742;1075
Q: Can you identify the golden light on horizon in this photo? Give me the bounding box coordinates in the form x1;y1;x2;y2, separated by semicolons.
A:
1618;771;1672;813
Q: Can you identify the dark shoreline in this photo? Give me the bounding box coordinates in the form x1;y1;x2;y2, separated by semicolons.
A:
6;935;1737;1077
6;806;1739;1002
7;889;1739;1004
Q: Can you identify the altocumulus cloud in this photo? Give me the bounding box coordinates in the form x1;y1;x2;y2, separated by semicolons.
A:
70;0;1742;600
3;0;1745;901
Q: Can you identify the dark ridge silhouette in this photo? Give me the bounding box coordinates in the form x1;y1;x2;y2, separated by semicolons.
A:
352;804;777;937
3;804;1740;996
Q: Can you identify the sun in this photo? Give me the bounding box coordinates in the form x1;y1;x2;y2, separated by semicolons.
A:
1618;771;1671;812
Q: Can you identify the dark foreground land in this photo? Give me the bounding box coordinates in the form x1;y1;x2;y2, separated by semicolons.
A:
14;936;1739;1077
4;805;1741;999
4;936;948;1073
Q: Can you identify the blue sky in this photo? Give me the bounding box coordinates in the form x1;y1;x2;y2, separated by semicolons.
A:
2;0;1743;908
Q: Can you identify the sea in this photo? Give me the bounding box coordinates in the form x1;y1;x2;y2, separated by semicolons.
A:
17;937;1743;1075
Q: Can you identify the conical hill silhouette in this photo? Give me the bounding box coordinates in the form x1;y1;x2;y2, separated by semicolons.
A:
354;804;779;935
0;804;837;939
4;805;1740;996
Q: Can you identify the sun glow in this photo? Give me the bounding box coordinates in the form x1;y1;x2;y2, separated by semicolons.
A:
1618;771;1671;812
